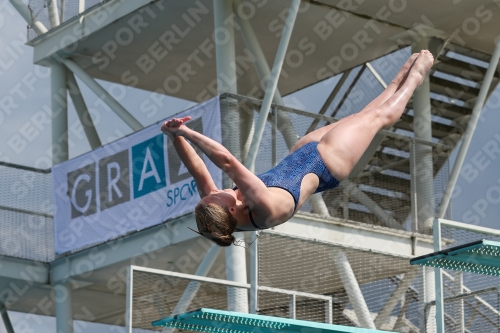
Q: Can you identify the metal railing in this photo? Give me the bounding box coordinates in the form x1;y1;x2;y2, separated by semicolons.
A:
27;0;105;40
430;219;500;333
126;265;334;332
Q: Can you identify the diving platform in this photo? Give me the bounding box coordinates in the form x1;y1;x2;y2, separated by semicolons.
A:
410;239;500;276
152;308;393;333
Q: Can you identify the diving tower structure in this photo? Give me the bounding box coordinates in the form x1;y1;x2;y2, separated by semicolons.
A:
2;0;500;333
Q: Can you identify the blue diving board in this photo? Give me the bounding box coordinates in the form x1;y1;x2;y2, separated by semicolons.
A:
410;239;500;276
152;308;394;333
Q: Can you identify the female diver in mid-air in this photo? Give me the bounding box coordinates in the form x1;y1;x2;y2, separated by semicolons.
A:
161;50;434;246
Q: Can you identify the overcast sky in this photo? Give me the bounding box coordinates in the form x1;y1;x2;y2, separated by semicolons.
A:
1;0;500;331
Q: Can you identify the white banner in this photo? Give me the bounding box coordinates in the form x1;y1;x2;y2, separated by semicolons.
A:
53;97;222;254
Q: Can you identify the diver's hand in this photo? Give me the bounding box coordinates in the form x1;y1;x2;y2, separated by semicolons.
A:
161;116;191;138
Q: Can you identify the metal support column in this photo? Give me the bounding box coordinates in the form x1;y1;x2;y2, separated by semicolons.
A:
341;180;400;229
125;266;133;333
239;104;254;165
333;249;376;329
9;0;48;35
79;0;86;14
225;234;248;312
289;294;296;319
214;0;248;313
437;39;500;218
413;38;438;333
60;0;66;23
52;60;72;331
243;0;300;170
454;271;464;333
433;219;444;333
67;72;102;149
55;281;73;333
249;231;259;314
47;0;60;28
0;303;14;333
305;69;352;135
234;0;296;155
51;61;68;165
412;39;434;234
63;59;143;132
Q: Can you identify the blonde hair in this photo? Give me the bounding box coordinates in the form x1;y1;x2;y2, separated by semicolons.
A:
194;203;237;246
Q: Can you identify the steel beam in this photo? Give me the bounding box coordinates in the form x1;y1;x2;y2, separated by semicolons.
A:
249;231;259;314
437;39;500;218
0;256;49;282
50;214;196;283
244;0;300;171
51;60;68;164
341;180;401;229
47;0;60;28
305;69;352;135
330;66;366;119
413;37;438;333
214;0;248;313
393;290;414;331
67;71;102;149
333;249;376;329
412;39;434;234
225;233;248;312
235;0;297;156
63;59;143;132
366;62;388;89
125;266;133;333
9;0;48;35
0;303;14;333
55;280;73;333
374;269;418;328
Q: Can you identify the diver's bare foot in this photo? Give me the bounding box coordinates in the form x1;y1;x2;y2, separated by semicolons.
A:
391;53;419;88
408;50;434;86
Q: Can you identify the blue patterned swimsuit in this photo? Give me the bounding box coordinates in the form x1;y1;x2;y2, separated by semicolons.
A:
237;141;340;230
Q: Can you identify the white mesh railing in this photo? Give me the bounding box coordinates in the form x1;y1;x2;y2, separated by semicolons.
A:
126;265;335;332
257;231;420;332
430;220;500;333
0;163;54;262
27;0;105;40
126;225;500;333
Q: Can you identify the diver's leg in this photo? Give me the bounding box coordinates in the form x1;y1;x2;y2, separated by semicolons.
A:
290;53;419;153
316;50;434;181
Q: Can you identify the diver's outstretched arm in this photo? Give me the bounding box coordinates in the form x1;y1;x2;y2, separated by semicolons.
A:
162;117;273;210
165;119;235;172
173;135;218;198
162;116;218;197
